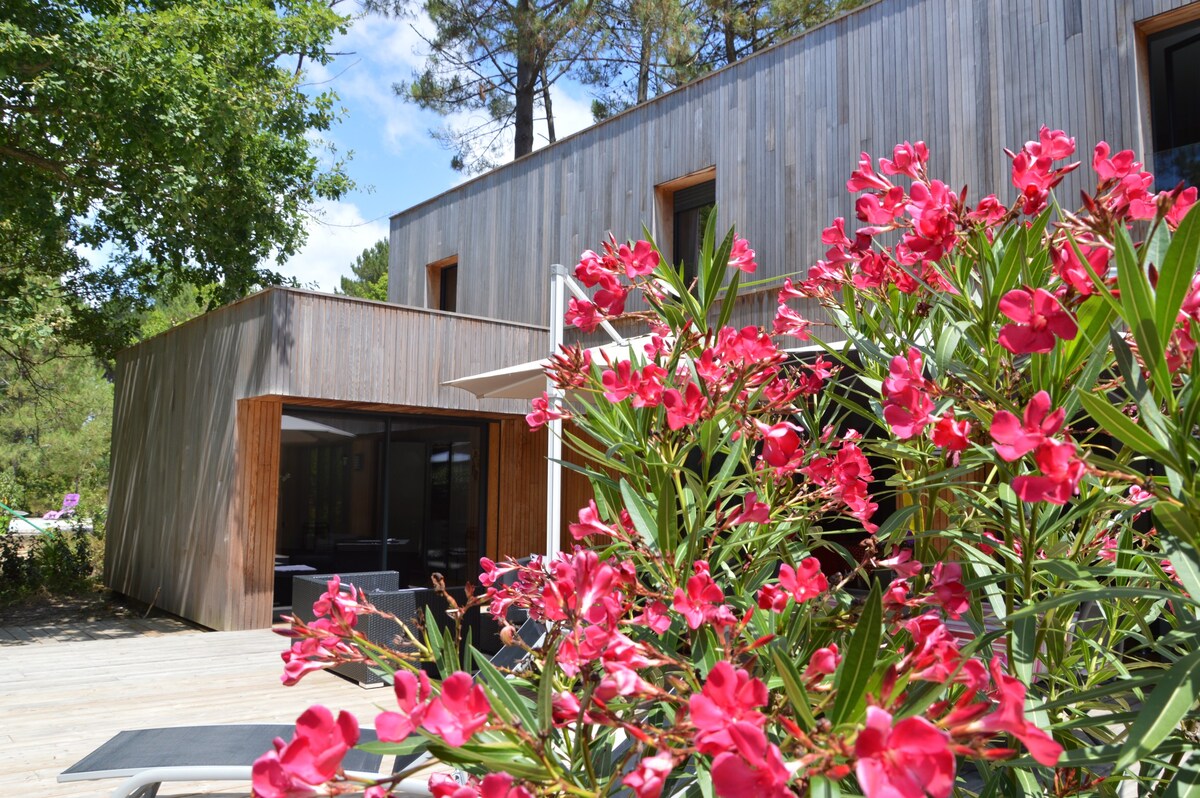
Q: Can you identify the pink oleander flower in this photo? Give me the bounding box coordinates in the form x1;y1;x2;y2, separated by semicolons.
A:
429;772;534;798
252;706;359;798
710;722;794;798
773;303;812;339
637;600;672;634
973;659;1063;766
878;549;923;578
1093;141;1141;181
966;194;1007;226
601;360;637;402
883;348;934;439
756;420;804;473
1050;239;1110;296
728;235;757;273
880;141;929;178
376;670;432;741
689;661;769;754
1165;186;1198;228
525;391;569;432
778;557;828;603
568;499;619;540
998;287;1077;354
804;644;841;681
673;561;738;631
564;296;604;332
422;672;491;747
855;706;955;798
926;561;969;619
857;186;907;225
663;381;705;430
312;575;360;626
622;753;676;798
931;413;971;451
848;152;894;193
632;363;667;408
618;239;660;277
989;391;1064;462
1026;126;1076;160
1012;438;1087;505
730;492;770;525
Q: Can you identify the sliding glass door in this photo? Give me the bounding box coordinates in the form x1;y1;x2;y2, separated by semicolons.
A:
274;409;487;606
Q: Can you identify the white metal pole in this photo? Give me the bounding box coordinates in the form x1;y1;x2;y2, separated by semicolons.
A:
546;264;567;560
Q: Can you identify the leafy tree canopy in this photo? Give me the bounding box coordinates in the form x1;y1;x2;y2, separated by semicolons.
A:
0;0;354;360
337;238;389;300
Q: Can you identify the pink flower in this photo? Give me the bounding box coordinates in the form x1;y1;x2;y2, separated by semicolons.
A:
564;297;604;332
525;391;569;431
312;576;360;627
252;706;359;797
848;153;894;192
878;549;923;578
1051;240;1110;296
637;600;672;634
662;381;705;430
601;360;637;402
728;235;757;273
772;303;812;339
857;186;907;225
855;706;955;798
975;659;1063;766
1093;142;1141;181
1166;186;1198;228
998;288;1077;354
883;348;934;439
623;753;676;798
429;772;534;798
1012;438;1087;505
756;420;804;473
422;672;491;746
673;562;737;631
925;561;968;618
966;194;1007;226
778;558;828;603
989;391;1064;462
803;644;841;681
568;499;618;540
377;670;432;741
618;239;660;277
710;722;793;798
689;661;769;753
931;413;971;451
880;141;929;178
1026;126;1076;160
730;492;770;525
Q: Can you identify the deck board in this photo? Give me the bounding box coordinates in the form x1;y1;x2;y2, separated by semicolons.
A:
0;627;411;797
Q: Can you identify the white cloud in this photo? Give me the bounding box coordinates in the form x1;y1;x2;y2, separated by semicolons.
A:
282;200;389;292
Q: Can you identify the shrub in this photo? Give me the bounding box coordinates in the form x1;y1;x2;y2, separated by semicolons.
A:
262;130;1199;798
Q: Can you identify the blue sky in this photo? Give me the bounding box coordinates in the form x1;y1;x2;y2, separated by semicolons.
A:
284;11;597;291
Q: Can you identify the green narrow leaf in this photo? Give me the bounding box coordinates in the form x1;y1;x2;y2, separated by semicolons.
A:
1116;226;1172;402
472;648;539;732
537;637;560;733
809;775;843;798
619;478;658;551
1076;389;1176;467
1006;587;1199;618
1158;507;1200;597
1115;646;1200;771
1011;613;1037;685
770;644;818;732
830;580;882;727
1160;751;1200;798
1156;204;1200;348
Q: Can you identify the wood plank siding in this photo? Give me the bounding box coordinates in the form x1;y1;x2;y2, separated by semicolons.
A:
108;289;550;630
387;0;1198;333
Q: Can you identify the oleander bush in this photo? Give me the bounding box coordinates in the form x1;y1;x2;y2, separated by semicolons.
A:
261;130;1200;798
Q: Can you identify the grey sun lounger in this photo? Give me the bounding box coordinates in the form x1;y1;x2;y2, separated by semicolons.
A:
58;724;431;798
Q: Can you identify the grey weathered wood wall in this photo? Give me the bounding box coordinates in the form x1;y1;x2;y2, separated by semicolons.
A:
107;289;548;630
388;0;1196;331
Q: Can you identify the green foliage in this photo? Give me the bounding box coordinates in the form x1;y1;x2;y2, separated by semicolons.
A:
390;0;602;172
0;0;353;360
337;239;390;301
0;527;103;602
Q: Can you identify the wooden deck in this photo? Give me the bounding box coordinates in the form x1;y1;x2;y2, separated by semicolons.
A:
0;624;410;797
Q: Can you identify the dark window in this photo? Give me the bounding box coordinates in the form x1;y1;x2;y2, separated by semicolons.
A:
672;180;716;287
1148;20;1200;190
427;257;458;312
438;264;458;312
275;410;486;603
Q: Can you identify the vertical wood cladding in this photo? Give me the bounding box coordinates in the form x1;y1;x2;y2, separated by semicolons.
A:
389;0;1196;332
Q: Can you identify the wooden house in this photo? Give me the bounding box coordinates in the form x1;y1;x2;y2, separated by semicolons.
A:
106;0;1200;630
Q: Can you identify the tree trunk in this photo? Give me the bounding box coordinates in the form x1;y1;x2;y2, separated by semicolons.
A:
513;0;536;158
637;22;651;103
541;66;557;143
